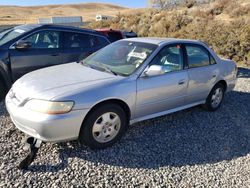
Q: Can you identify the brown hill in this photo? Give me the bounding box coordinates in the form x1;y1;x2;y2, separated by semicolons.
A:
0;3;127;25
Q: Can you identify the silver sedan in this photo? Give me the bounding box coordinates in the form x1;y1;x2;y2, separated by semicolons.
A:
6;38;237;149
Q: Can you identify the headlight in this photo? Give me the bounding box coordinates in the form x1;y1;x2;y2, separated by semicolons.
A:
25;99;74;114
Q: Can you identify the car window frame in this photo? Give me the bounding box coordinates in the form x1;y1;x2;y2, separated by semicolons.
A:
142;43;186;77
62;31;91;49
9;29;110;50
22;30;62;49
62;31;110;50
9;29;63;50
183;43;217;69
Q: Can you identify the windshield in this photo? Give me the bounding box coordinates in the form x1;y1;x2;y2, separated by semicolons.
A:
0;26;33;46
83;41;157;76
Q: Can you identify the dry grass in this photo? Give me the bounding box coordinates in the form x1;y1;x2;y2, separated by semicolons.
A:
0;3;127;25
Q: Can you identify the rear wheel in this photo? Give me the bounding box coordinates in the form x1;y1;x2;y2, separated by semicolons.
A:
79;104;128;149
0;80;7;102
203;83;225;111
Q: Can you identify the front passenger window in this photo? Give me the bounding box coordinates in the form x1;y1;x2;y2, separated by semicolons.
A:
24;31;60;49
150;45;183;73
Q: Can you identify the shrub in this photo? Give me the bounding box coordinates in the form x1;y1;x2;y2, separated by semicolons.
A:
185;0;196;8
88;0;250;66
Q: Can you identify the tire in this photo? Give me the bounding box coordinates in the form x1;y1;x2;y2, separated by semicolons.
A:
0;80;7;102
79;103;128;149
202;83;225;111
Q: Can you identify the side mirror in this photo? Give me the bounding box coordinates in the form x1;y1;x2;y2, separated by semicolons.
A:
14;41;31;50
143;65;165;77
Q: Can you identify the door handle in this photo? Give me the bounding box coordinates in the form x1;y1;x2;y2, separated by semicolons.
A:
178;80;186;85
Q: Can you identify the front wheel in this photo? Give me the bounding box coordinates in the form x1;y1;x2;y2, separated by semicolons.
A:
79;104;128;149
203;83;225;111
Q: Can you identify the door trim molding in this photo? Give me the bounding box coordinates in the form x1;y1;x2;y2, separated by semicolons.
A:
130;100;205;125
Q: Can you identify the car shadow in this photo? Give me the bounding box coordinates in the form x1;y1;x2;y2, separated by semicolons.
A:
29;87;250;172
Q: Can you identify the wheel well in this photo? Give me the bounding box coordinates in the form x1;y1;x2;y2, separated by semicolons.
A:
0;73;7;89
216;80;227;91
82;99;131;125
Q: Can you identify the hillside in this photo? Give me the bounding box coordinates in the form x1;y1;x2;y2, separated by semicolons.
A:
0;3;127;25
90;0;250;66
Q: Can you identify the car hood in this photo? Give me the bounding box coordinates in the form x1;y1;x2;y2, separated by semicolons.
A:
12;62;120;101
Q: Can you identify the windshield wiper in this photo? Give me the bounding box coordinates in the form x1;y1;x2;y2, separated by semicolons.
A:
93;62;118;76
80;61;119;76
101;64;118;76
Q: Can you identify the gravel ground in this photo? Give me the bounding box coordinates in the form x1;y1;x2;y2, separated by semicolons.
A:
0;67;250;187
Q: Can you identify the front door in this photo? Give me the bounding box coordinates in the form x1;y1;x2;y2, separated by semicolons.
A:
9;30;62;81
136;44;188;118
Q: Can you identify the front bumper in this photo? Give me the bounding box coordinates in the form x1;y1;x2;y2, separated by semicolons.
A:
5;94;89;142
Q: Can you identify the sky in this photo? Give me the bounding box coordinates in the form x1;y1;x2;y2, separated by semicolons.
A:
0;0;147;8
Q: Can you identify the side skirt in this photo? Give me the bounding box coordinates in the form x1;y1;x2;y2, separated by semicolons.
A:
130;101;205;125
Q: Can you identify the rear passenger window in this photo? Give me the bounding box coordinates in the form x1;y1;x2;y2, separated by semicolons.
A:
186;45;210;68
96;36;109;48
89;35;109;49
64;32;92;49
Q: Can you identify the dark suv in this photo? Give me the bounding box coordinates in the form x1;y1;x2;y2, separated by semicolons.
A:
96;29;138;43
0;24;110;100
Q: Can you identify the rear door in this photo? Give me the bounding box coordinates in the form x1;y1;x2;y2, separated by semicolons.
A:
61;32;109;63
9;30;63;81
136;44;189;118
184;44;218;104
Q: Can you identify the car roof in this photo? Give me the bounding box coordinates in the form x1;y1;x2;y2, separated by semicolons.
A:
96;29;122;33
122;37;203;45
14;24;105;36
14;24;42;31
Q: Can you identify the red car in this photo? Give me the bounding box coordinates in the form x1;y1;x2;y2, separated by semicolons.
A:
96;29;137;42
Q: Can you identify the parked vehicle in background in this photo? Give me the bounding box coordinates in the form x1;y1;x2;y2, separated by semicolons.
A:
96;29;137;42
0;24;110;101
6;38;237;150
96;29;123;42
96;14;113;21
122;30;138;38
